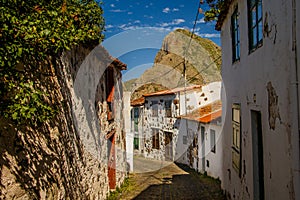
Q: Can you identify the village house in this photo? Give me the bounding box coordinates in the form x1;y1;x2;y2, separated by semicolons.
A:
131;81;221;162
217;0;300;199
130;96;146;155
175;100;223;180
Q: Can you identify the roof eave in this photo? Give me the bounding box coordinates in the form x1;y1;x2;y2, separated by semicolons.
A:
215;0;234;31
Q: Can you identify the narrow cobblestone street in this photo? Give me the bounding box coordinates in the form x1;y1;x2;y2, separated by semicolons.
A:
113;156;226;200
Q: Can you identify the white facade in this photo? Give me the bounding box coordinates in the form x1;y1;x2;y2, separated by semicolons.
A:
220;0;300;199
139;82;221;161
175;103;223;181
124;92;133;172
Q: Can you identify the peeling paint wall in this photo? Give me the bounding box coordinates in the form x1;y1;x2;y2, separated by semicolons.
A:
140;82;221;161
142;94;178;161
0;45;127;200
175;119;223;180
221;0;299;199
266;82;281;130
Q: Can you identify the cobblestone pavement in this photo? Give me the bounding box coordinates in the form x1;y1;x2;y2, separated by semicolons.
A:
117;156;226;200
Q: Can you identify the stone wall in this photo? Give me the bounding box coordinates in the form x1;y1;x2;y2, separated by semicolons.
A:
0;44;127;199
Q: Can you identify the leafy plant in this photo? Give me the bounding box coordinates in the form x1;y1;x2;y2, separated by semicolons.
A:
0;0;105;125
204;0;231;23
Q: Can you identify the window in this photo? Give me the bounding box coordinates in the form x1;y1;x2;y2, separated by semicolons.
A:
232;104;241;176
134;137;139;150
152;101;158;117
210;129;216;153
231;7;240;62
248;0;263;51
152;129;160;149
106;67;115;121
133;107;139;132
165;100;172;117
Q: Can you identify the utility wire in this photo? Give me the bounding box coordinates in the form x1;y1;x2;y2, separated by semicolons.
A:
182;0;203;120
176;56;222;88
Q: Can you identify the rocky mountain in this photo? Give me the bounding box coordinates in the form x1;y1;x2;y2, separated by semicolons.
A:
124;29;221;101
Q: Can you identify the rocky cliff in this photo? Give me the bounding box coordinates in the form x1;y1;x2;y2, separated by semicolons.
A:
126;29;221;101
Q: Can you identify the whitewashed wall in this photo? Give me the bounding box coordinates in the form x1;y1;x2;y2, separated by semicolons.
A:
221;0;300;199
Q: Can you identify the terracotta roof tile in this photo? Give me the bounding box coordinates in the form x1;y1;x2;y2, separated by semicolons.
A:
143;85;202;97
179;100;222;123
131;97;145;106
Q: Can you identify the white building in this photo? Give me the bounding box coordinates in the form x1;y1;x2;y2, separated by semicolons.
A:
218;0;300;199
130;97;145;155
136;82;221;161
175;101;223;181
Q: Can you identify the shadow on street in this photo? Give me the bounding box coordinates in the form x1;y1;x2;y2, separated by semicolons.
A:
117;157;226;200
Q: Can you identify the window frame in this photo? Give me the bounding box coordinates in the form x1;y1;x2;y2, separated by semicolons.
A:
151;101;158;117
231;6;240;62
133;107;139;132
248;0;263;52
232;103;242;176
165;100;172;118
152;129;160;150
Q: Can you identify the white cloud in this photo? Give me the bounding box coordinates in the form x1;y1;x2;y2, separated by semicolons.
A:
110;9;126;13
134;20;141;24
110;4;115;8
160;23;169;27
197;17;206;24
173;19;185;25
163;7;181;13
119;24;127;29
198;33;221;38
105;24;114;29
172;27;185;31
128;12;133;15
163;7;170;13
144;15;153;19
159;19;185;28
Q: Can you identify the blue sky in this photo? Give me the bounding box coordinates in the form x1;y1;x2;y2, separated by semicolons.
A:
101;0;221;81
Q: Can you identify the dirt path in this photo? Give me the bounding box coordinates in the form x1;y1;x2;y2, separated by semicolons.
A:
113;157;226;200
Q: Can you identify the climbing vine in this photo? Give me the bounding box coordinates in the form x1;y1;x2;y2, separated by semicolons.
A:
0;0;105;125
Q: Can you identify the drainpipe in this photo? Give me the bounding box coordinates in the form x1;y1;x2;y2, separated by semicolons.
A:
292;0;300;198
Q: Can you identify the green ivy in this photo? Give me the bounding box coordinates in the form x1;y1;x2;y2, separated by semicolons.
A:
0;0;105;125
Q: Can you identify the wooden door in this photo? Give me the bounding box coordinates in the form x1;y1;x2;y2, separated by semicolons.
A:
251;111;265;200
108;133;116;189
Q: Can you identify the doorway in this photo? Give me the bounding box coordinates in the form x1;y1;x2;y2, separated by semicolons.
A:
107;131;116;189
164;131;173;161
251;110;265;200
200;126;205;173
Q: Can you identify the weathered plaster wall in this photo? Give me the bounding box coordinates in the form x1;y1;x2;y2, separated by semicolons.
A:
124;92;134;172
175;119;223;181
142;95;177;160
175;119;199;165
0;45;126;199
200;123;223;180
141;82;221;161
221;0;299;199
